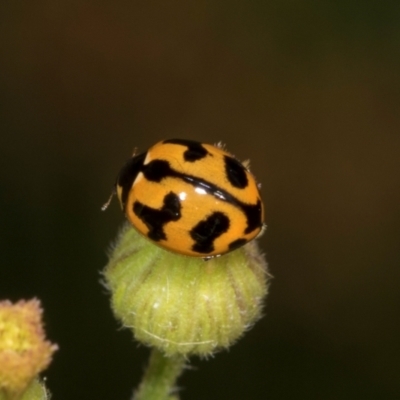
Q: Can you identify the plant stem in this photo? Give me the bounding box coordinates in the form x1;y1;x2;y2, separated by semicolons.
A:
134;349;186;400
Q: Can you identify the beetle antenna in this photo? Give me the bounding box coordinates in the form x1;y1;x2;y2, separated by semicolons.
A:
101;187;116;211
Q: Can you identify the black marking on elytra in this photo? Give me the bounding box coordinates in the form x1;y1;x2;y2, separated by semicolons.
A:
224;155;248;189
142;159;171;182
190;212;230;254
133;191;182;242
163;138;210;162
117;152;147;209
242;198;263;234
228;238;248;252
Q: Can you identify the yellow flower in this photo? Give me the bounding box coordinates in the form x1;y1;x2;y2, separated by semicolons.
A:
0;299;57;398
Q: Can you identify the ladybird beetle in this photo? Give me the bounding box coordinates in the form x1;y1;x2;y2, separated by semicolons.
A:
110;139;264;258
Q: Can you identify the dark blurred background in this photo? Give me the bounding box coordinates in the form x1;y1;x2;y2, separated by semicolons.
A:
1;1;399;399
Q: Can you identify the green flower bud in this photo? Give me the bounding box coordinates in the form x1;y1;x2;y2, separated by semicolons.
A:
104;224;269;357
